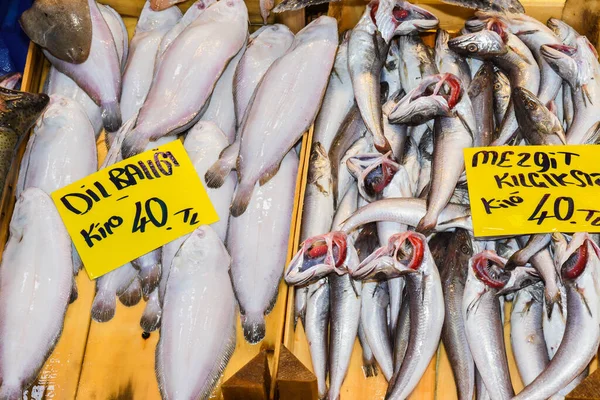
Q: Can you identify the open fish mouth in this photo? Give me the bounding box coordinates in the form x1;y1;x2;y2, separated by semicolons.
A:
285;232;356;286
351;231;424;280
372;0;439;41
471;250;511;289
347;152;400;201
543;43;577;58
561;239;591;281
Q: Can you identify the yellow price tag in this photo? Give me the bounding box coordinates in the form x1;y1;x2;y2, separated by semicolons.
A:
464;145;600;237
51;140;219;279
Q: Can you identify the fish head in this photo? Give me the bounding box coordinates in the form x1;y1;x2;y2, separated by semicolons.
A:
496;266;540;296
559;233;600;282
285;232;359;285
36;95;83;129
387;73;462;124
574;36;600;88
373;0;438;42
136;1;183;33
547;18;578;47
0;87;50;135
512;87;566;144
351;231;424;280
347;152;400;202
541;44;579;88
449;27;507;58
469;250;511;290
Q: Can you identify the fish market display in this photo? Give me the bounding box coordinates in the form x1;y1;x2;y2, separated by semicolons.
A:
0;188;72;398
285;2;600;399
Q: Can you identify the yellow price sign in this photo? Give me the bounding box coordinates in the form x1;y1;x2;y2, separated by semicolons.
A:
51;140;219;279
464;145;600;237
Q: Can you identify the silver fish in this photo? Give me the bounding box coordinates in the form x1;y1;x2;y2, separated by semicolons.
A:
334;126;370;206
120;2;181;123
436;29;471;87
229;151;298;343
506;234;551;268
121;0;248;157
468;62;495;147
44;0;122;132
437;0;524;13
393;290;410;373
358;318;378;377
492;67;511;128
374;0;439;41
313;32;354;153
462;250;514;400
228;17;337;217
347;152;400;202
511;282;549;386
397;34;438;94
0;188;72;399
547;18;579;47
156;225;236;400
295;286;308;328
361;281;393;381
305;278;330;399
348;2;391;153
352;232;444;399
514;234;600;399
512;87;566;145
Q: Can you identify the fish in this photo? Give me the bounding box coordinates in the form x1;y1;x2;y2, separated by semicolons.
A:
393;291;410;372
118;275;143;307
0;87;50;137
0;188;72;399
329;272;362;400
397;34;438;94
449;20;540;146
513;234;600;399
98;4;129;71
305;278;330;398
341;198;472;234
0;73;21;90
492;67;511;127
19;0;92;64
120;2;182;123
374;0;439;41
43;0;122;133
294;286;308;328
313;32;354;154
228;17;337;217
121;0;248;158
512;87;566;145
437;0;524;13
351;232;444;399
151;0;187;11
462;250;514;400
260;0;274;23
300;142;335;242
16;95;97;197
273;0;339;13
434;229;475;400
156;225;236;400
361;281;393;381
91;262;139;322
132;248;162;296
358;319;378;377
329;107;369;205
348;2;391;153
436;29;472;87
338;137;373;206
510;282;549;386
229;151;298;343
547;18;579;47
468;63;495;146
201;44;246;143
506;234;551;269
347;152;400;202
233;25;295;130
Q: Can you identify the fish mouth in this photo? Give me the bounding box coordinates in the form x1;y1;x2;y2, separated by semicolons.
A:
347;152;400;201
285;232;351;285
561;239;590;280
471;250;510;289
543;43;577;57
496;266;540;296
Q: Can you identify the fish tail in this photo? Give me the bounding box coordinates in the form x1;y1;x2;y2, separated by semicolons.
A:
91;289;117;322
230;181;254;218
416;213;437;235
121;128;149;159
118;277;142;307
545;288;562;318
0;384;23;400
101;100;122;133
204;158;233;189
139;264;161;297
241;312;266;344
140;291;162;332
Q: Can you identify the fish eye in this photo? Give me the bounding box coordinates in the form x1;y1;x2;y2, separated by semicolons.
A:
494;83;502;90
526;100;537;110
467;43;478;53
521;278;533;288
460;244;470;254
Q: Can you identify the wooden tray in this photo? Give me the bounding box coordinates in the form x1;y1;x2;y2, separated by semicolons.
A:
281;1;600;399
0;2;309;399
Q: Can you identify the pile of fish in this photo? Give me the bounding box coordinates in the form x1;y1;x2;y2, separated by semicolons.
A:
0;0;339;398
284;0;600;399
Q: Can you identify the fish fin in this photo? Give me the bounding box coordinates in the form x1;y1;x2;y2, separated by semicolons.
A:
140;291;162;332
91;289;117;322
362;362;378;378
0;385;23;400
584;121;600;144
265;276;282;315
259;161;282;186
138;263;162;297
101;101;122;133
544;288;562;318
121;128;149;159
241;312;266;344
205;157;234;189
118;277;143;307
199;314;237;399
230;181;255;217
69;276;79;304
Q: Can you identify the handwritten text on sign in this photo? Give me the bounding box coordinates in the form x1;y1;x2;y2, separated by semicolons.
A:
464;145;600;237
51;140;219;279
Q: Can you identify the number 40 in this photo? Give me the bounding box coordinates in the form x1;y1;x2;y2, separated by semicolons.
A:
527;194;574;225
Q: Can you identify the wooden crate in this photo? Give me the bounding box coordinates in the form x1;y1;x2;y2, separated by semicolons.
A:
281;1;600;400
0;2;310;399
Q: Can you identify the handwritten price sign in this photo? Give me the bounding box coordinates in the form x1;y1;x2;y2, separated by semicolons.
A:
51;140;219;279
464;145;600;237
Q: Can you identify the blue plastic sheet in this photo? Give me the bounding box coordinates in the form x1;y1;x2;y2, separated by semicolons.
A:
0;0;33;73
